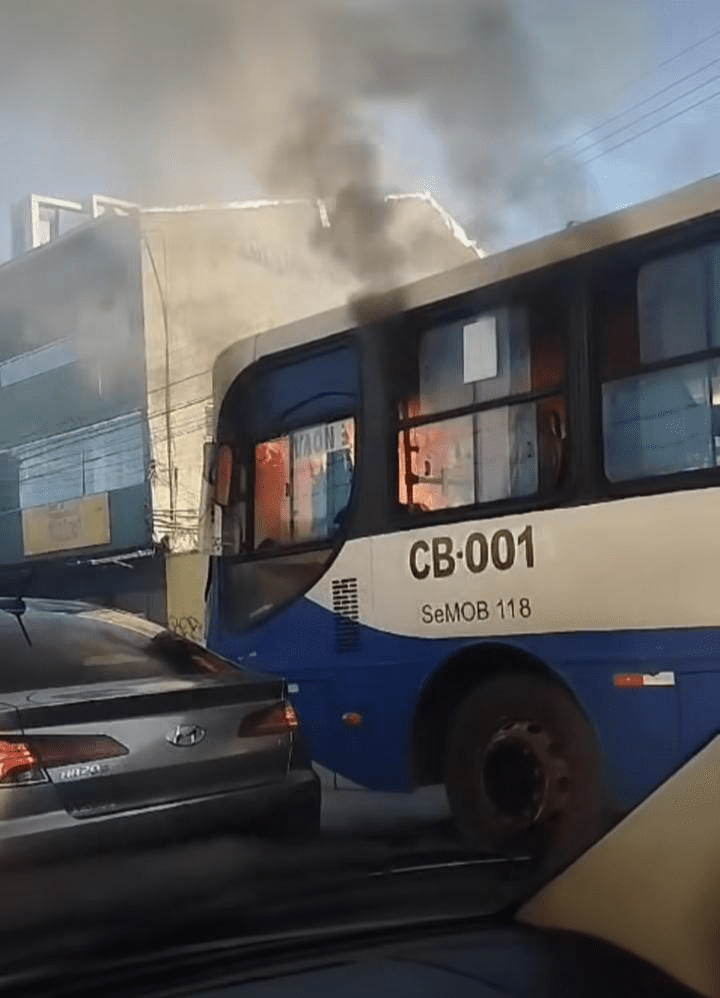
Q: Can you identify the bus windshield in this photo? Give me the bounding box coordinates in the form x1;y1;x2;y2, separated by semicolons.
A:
214;343;360;632
255;418;355;549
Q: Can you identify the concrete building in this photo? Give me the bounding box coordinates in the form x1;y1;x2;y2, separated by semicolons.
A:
0;193;480;633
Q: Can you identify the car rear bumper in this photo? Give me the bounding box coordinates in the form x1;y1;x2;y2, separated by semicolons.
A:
0;768;320;868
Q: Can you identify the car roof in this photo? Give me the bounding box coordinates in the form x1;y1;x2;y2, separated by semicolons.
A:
0;602;202;694
0;600;167;639
12;598;98;615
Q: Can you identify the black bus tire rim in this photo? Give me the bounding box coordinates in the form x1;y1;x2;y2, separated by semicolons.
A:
443;673;607;880
480;720;571;830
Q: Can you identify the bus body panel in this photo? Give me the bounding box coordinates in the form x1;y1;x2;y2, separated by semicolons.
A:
208;591;720;811
306;488;720;639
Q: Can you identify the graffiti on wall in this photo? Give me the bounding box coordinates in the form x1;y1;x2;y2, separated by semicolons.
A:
168;615;203;641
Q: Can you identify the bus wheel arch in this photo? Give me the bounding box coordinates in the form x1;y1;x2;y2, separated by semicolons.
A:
411;642;568;788
412;644;608;877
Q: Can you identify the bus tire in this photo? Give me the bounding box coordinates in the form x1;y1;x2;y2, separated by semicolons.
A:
444;672;606;879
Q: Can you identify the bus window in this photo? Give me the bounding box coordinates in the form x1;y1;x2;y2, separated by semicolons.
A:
254;418;355;547
601;241;720;482
399;305;565;421
291;419;355;543
399;416;475;511
537;397;569;493
223;548;333;631
603;364;713;481
398;400;560;509
474;402;538;503
255;437;291;548
638;245;714;362
398;300;567;511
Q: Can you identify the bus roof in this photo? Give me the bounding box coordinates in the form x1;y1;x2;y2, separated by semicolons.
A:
213;172;720;411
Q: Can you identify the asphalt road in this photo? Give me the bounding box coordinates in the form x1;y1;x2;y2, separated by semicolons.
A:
319;768;453;840
0;771;537;978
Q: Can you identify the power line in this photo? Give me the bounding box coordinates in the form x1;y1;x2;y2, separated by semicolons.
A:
8;415;147;460
17;450;146;488
4;403;355;516
146;367;212;394
152;403;211;428
14;415;216;489
7;417;211;488
548;22;720;161
547;52;720;161
17;431;206;487
147;394;212;421
151;424;210;444
4;389;213;464
577;84;720;167
12;449;200;509
569;70;720;162
651;22;720;72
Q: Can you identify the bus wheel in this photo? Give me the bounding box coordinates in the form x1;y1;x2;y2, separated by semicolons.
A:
444;673;606;878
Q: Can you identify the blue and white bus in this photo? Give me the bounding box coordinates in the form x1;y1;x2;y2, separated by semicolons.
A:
205;173;720;872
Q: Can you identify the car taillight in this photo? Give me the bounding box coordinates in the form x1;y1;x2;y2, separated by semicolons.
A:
0;740;41;784
238;703;299;737
0;735;128;785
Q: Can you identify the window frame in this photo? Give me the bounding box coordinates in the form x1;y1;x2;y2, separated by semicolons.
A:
252;413;357;554
595;232;720;496
393;291;572;522
216;333;363;565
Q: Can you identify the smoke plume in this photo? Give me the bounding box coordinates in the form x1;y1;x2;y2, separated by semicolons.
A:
0;1;649;278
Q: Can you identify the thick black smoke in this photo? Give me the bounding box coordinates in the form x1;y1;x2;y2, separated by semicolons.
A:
0;0;649;272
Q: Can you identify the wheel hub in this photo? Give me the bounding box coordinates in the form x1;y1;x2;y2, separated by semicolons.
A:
481;720;571;828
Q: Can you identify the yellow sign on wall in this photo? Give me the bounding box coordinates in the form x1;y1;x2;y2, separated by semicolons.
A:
22;494;111;556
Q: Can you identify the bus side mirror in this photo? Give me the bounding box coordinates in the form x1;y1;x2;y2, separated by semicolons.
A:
202;443;214;483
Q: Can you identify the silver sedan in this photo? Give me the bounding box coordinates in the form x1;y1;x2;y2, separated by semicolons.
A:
0;599;320;864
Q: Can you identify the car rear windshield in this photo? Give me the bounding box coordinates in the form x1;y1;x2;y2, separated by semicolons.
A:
0;607;238;692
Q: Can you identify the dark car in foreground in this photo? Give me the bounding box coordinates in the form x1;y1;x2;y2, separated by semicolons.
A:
0;599;320;863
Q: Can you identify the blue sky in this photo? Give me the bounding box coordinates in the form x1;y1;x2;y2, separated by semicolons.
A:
1;1;719;259
581;3;720;212
376;1;720;248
